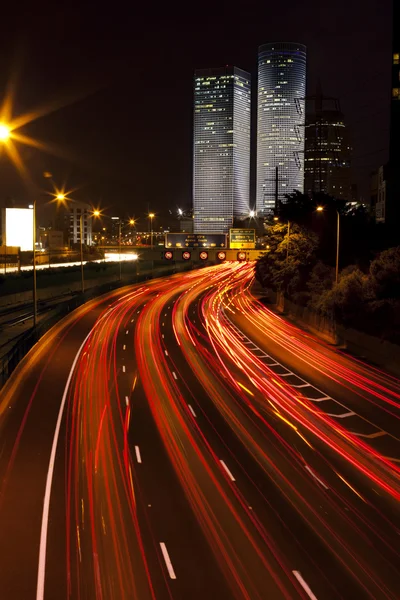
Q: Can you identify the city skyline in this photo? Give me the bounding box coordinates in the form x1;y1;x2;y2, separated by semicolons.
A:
0;1;391;216
193;67;251;233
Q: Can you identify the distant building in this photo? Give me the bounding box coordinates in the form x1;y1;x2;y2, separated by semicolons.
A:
193;66;251;234
68;201;93;246
386;2;400;227
39;229;65;250
179;218;194;233
375;165;388;223
304;86;352;200
256;42;306;215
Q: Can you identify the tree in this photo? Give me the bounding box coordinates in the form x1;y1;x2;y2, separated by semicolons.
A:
255;223;318;299
318;268;371;326
369;246;400;300
307;261;334;311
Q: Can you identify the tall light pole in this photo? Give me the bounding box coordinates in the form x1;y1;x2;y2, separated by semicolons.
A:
149;213;155;248
32;201;37;328
56;193;85;294
119;218;122;281
317;206;340;284
94;211;126;281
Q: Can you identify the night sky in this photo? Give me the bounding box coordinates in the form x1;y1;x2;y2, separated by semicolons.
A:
0;0;392;227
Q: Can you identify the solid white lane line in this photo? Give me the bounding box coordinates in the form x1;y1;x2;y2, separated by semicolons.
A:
188;404;197;418
354;430;386;438
220;460;235;482
36;331;92;600
162;334;165;339
165;350;169;356
123;345;126;350
135;446;142;464
311;396;330;402
292;383;310;388
304;465;329;490
126;330;129;335
122;365;126;373
327;411;355;418
160;543;177;579
172;371;178;380
292;571;318;600
125;396;130;406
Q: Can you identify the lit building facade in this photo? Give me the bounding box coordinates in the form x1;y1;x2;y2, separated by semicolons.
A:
193;66;251;234
387;3;400;227
304;90;352;200
257;42;306;215
68;201;92;246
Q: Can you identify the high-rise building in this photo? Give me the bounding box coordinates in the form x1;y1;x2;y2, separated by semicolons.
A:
193;66;251;234
304;85;352;200
387;2;400;227
68;201;93;246
256;42;306;215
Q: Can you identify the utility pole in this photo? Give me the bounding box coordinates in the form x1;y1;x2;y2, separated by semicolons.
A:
33;200;37;328
80;213;84;293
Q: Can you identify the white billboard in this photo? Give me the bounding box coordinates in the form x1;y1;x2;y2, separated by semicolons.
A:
6;208;34;251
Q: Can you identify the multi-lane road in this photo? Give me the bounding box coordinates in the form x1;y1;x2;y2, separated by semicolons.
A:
0;262;400;599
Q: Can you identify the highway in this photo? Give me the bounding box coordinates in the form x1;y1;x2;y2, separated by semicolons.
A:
0;262;399;599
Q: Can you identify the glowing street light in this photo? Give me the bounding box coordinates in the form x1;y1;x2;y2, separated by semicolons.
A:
316;206;324;212
149;213;155;248
56;193;66;201
0;123;10;141
249;209;255;218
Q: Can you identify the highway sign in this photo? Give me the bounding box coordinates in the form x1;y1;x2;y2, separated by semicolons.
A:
229;229;255;249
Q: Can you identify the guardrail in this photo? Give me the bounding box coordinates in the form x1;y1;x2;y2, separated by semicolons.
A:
0;261;198;390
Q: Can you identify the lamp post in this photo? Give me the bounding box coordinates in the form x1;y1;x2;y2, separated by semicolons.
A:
56;193;85;293
93;211;131;281
149;213;155;248
32;201;37;327
317;205;340;284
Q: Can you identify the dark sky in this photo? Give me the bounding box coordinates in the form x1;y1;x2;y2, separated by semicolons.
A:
0;0;392;226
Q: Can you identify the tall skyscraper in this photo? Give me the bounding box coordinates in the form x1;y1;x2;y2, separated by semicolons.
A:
256;42;306;215
193;66;251;234
304;85;352;200
387;2;400;227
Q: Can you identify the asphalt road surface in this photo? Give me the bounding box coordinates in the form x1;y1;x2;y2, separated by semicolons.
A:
0;262;399;599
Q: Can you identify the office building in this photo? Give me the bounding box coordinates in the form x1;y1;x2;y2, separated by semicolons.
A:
68;201;92;246
193;66;251;234
304;86;352;200
256;42;306;215
386;2;400;226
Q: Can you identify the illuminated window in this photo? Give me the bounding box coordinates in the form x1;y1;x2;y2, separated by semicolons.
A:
394;53;399;65
393;88;400;98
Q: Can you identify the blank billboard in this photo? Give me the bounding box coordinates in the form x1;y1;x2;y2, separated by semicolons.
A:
6;208;33;251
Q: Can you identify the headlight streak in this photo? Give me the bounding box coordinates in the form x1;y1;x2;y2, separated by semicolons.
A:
169;263;400;598
135;269;302;599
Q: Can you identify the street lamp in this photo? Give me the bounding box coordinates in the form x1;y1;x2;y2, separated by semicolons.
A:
55;193;85;294
0;123;11;141
149;213;155;248
317;206;340;284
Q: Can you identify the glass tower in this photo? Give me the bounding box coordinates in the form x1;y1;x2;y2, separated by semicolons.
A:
256;42;306;215
193;66;251;234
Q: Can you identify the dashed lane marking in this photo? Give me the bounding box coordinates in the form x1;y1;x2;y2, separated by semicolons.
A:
220;460;235;482
160;543;177;579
